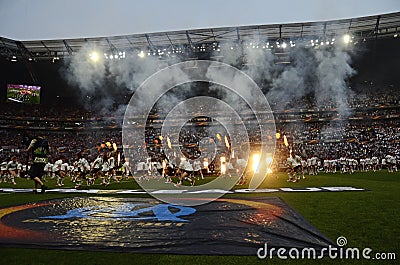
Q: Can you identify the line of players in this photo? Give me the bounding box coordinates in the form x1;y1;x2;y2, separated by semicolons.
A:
1;151;398;187
135;156;205;187
54;151;132;189
285;151;398;182
0;156;22;185
0;151;214;188
135;154;249;186
0;151;132;188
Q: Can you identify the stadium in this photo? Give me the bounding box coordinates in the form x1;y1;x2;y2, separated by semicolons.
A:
0;6;399;265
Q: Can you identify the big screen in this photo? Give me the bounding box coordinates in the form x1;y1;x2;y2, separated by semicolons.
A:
7;84;41;104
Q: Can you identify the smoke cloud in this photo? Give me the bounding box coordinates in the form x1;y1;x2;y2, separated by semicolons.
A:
314;47;356;116
63;44;106;94
63;43;182;114
63;40;358;125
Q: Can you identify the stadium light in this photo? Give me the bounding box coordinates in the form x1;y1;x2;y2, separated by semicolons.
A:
89;51;100;62
138;51;145;58
343;34;351;44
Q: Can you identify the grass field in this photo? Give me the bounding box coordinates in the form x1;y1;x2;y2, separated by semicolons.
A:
0;171;399;264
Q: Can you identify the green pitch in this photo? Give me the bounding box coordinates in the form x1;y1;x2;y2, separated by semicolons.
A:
0;171;398;265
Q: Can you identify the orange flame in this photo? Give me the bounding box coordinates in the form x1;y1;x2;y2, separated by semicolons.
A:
167;136;172;149
252;153;260;172
224;135;230;149
283;135;289;147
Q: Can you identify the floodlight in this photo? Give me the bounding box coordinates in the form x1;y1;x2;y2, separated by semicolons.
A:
89;51;100;62
343;34;351;44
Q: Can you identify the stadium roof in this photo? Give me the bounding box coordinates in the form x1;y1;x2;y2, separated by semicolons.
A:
1;12;399;61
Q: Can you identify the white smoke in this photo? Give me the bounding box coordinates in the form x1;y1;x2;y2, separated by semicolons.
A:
214;40;359;149
64;44;106;94
107;54;162;92
267;46;314;110
63;43;187;114
64;41;358;126
266;45;357;115
314;47;356;116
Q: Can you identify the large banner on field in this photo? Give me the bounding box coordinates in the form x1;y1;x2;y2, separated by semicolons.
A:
0;197;333;255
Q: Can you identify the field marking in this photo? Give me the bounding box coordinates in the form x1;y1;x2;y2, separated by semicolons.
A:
0;187;365;194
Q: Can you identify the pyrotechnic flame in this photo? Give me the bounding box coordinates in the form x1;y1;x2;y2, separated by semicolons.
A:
203;158;209;173
276;132;281;139
159;135;163;140
283;135;289;147
112;143;118;152
224;135;230;149
216;133;222;141
117;152;120;166
252;153;260;172
167;136;172;149
106;142;111;147
220;156;226;174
